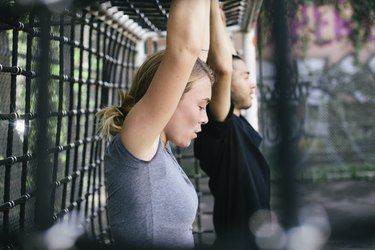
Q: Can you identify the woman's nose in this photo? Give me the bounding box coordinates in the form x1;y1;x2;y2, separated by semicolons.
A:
201;110;209;124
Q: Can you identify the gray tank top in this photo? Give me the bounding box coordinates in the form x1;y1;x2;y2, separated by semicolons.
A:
105;134;198;248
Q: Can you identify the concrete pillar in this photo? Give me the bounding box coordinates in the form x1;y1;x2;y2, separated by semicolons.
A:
135;39;146;68
242;28;259;131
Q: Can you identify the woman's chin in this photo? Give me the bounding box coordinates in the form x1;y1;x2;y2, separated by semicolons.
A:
174;140;191;148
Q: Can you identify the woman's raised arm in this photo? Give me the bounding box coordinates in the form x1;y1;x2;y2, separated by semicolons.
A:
120;0;210;160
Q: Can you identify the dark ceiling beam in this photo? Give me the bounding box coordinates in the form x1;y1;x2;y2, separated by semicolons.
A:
106;0;261;33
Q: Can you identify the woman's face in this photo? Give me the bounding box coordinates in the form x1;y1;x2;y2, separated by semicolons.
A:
164;76;212;147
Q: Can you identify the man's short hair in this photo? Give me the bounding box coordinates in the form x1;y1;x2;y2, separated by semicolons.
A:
232;54;243;61
232;54;243;70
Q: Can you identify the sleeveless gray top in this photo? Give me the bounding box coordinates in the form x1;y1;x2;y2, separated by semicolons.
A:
105;135;198;248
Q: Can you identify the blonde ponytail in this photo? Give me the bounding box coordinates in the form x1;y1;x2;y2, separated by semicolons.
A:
96;90;135;139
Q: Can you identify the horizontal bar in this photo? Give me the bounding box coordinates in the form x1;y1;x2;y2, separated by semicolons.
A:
0;191;36;211
52;199;84;221
0;64;36;77
49;73;134;87
55;161;104;188
0;108;102;121
0;136;102;166
0;158;104;212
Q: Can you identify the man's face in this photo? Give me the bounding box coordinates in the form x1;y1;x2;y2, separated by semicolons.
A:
231;59;256;110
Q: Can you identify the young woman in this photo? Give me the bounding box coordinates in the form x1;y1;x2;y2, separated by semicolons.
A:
96;0;213;248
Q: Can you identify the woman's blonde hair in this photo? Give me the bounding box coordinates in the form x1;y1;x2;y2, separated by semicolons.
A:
96;50;215;139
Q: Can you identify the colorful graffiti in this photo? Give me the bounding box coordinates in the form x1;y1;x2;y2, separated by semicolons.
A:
291;4;375;45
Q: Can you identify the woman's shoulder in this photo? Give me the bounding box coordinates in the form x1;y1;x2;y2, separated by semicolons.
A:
105;134;163;168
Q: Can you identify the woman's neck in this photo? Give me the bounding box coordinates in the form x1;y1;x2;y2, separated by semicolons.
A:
160;132;168;148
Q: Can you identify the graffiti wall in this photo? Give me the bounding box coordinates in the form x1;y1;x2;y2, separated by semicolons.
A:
257;3;375;180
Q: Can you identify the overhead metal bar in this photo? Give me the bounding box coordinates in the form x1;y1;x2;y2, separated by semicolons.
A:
105;0;254;33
